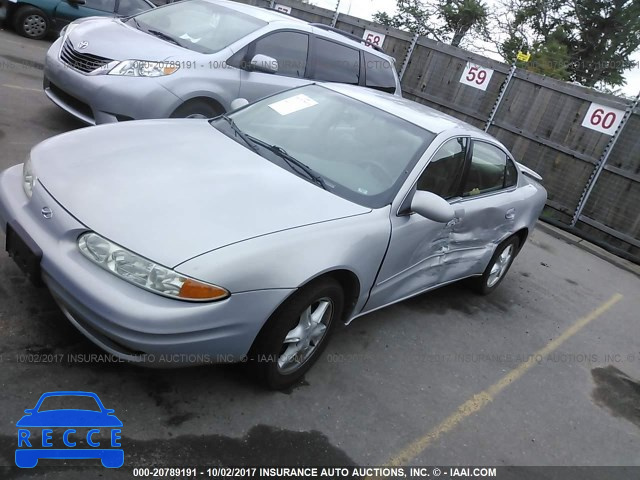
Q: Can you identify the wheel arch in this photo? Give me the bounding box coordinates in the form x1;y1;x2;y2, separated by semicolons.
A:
170;96;226;117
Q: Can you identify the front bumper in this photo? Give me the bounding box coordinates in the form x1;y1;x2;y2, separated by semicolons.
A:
0;165;293;363
43;38;183;125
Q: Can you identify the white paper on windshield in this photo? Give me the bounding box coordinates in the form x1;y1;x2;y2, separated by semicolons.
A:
269;94;318;116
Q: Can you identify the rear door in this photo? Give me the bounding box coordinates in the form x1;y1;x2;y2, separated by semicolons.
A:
230;30;311;103
443;140;521;280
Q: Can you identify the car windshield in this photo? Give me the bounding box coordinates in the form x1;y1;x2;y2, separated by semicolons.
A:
214;85;435;208
127;0;267;54
37;395;101;412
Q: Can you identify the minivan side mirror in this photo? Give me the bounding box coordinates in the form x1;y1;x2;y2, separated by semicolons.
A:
250;54;278;74
230;98;249;110
410;191;455;223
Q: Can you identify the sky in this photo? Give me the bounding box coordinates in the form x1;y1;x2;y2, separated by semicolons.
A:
309;0;640;98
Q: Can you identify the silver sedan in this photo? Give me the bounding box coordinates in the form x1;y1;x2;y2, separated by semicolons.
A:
0;84;546;389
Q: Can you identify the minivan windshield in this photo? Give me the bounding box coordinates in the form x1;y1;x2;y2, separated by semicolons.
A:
213;85;435;208
127;0;267;54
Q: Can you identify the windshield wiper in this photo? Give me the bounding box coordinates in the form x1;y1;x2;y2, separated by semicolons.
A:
146;29;182;47
219;115;259;154
247;136;327;190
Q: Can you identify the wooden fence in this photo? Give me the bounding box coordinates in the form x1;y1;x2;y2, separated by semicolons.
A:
200;0;640;261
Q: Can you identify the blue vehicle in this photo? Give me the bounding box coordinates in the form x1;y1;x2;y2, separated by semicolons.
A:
15;391;123;468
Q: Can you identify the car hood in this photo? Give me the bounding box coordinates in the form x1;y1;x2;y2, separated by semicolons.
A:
66;17;186;61
32;120;369;267
17;411;123;427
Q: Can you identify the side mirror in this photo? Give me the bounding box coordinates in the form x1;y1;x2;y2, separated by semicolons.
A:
250;54;278;74
410;191;455;223
230;98;249;110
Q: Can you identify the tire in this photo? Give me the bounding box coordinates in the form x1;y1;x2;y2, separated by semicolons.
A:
471;236;520;295
14;6;49;40
249;277;344;390
170;100;222;119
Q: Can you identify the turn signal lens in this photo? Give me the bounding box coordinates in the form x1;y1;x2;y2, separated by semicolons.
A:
179;279;229;300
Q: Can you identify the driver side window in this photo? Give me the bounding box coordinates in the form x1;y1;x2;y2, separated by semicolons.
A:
417;137;468;199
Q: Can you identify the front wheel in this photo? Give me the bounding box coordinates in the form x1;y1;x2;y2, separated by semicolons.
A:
14;6;49;40
471;236;520;295
249;278;344;390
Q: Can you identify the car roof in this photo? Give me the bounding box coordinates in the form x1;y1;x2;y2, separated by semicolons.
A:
209;0;395;62
323;83;496;138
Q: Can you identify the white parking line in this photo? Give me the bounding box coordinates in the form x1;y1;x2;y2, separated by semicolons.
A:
1;84;41;93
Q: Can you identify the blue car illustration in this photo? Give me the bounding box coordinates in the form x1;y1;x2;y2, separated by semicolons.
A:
16;391;123;468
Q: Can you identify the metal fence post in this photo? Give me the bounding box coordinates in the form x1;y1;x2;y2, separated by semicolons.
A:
330;1;341;27
484;61;516;132
398;33;419;82
570;90;640;227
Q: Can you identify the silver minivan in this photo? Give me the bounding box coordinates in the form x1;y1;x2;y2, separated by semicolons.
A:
42;0;401;124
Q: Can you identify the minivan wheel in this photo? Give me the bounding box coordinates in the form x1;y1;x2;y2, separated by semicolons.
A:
14;6;49;40
471;236;520;295
170;100;222;119
249;278;344;390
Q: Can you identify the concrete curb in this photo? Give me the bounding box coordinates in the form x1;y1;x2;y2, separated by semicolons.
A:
536;220;640;278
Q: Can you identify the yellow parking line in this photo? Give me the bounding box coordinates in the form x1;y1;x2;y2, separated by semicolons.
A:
1;84;41;93
385;293;624;467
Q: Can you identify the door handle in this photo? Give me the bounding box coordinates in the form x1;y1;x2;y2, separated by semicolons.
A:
505;208;516;220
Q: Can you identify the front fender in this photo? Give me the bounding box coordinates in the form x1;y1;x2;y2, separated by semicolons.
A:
175;207;392;316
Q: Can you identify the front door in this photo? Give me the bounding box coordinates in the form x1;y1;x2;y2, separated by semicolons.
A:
366;137;469;311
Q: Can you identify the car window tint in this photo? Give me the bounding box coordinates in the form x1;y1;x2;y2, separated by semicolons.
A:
364;52;396;93
85;0;116;13
252;32;309;78
417;137;468;199
505;158;518;188
38;396;101;412
312;38;360;84
463;142;508;197
117;0;150;16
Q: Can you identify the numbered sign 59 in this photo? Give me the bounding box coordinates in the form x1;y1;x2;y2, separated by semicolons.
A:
459;62;494;91
363;30;386;48
581;103;624;135
274;4;291;14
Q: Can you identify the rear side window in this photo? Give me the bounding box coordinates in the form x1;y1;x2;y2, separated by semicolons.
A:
505;158;518;187
418;137;468;199
364;52;396;93
252;32;309;78
85;0;116;12
463;142;511;197
312;38;360;84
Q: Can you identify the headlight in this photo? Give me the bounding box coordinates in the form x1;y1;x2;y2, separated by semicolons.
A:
23;157;37;199
108;60;179;77
78;232;229;302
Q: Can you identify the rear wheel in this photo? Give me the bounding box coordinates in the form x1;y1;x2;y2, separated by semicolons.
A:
170;100;222;119
14;6;49;40
249;278;344;390
471;236;520;295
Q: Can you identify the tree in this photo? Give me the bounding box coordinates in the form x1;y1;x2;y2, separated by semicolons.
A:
374;0;489;48
500;0;640;87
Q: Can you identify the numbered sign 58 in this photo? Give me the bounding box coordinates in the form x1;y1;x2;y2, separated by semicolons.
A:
363;30;386;48
581;103;624;135
459;62;494;91
274;4;291;14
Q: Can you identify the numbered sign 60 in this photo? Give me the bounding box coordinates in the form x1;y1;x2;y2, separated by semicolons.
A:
581;103;624;135
459;62;494;91
363;30;386;48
